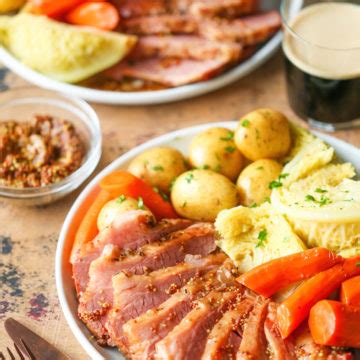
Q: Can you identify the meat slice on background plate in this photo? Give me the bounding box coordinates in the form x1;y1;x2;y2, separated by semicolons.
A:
78;223;216;345
123;261;240;360
72;210;191;294
130;35;243;62
154;287;244;360
106;253;227;351
173;0;258;18
104;57;229;87
110;0;167;18
122;14;198;35
201;297;254;360
198;10;281;44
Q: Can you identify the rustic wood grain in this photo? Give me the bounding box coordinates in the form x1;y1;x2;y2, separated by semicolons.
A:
0;52;359;359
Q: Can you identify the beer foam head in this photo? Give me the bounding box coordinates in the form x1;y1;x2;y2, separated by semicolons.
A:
283;2;360;79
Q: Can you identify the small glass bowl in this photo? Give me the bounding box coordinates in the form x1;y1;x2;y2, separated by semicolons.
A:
0;88;102;206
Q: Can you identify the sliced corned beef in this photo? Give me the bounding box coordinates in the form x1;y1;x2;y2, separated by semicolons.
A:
104;58;228;87
154;287;243;360
201;297;254;360
123;14;198;35
78;223;216;344
236;299;269;360
198;10;281;45
106;253;227;351
111;0;167;18
130;35;242;62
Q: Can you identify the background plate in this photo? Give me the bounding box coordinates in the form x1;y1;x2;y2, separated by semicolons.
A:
56;121;360;360
0;0;281;105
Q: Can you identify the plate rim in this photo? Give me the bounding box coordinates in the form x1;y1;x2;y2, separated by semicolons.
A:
0;32;282;105
55;121;360;359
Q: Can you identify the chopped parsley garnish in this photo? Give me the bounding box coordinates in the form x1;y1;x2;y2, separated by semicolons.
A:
264;197;271;203
255;128;260;140
215;164;221;172
319;195;331;207
256;229;267;248
185;172;194;183
356;262;360;267
241;119;250;127
220;132;234;141
116;194;126;204
315;188;327;193
152;165;164;171
257;166;264;170
305;194;316;202
153;186;169;201
137;196;145;209
249;203;258;208
200;164;210;170
182;201;187;208
225;146;236;154
305;194;331;206
268;173;289;189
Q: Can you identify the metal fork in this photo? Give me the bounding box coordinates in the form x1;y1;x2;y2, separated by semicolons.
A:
0;339;35;360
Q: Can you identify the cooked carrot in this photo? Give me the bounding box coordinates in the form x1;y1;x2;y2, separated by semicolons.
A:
66;2;120;30
340;275;360;306
70;188;112;262
309;300;360;348
237;248;343;298
99;170;179;220
30;0;84;17
277;255;360;339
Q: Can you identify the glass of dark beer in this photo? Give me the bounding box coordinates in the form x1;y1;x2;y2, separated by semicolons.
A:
281;0;360;131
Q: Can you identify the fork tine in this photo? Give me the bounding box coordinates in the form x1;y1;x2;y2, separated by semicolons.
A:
20;339;36;360
13;343;25;360
6;347;15;360
0;351;5;360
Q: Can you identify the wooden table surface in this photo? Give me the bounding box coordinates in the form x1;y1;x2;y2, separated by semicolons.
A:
0;52;359;359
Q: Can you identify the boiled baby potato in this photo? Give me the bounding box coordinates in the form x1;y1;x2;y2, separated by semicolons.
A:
235;109;291;161
97;196;151;231
128;147;187;194
0;0;25;12
189;127;244;181
237;159;283;206
171;169;239;221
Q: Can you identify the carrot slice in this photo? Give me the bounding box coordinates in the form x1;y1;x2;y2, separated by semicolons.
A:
340;275;360;306
277;255;360;339
66;2;120;30
70;188;112;262
309;300;360;348
237;248;343;298
30;0;84;17
99;170;179;220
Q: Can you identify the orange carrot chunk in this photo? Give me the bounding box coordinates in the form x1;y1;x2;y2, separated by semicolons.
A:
237;248;343;298
99;170;179;220
71;188;112;261
66;2;120;30
309;300;360;348
340;275;360;306
30;0;84;17
277;255;360;339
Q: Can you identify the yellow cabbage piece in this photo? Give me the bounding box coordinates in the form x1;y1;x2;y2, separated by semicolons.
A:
215;204;307;272
271;136;359;253
0;14;137;83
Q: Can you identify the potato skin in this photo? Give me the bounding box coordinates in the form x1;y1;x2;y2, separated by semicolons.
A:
171;169;239;221
128;147;187;194
97;197;151;231
0;0;25;12
235;109;291;161
189;127;244;181
237;159;283;206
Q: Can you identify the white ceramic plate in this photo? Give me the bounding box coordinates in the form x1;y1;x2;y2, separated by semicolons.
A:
0;1;281;105
55;121;360;360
